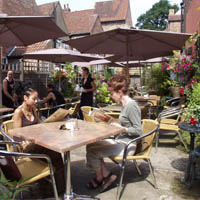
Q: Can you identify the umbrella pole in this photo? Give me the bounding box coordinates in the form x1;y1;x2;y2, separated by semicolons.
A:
126;34;130;84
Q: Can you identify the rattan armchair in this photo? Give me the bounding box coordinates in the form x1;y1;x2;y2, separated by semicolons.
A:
0;141;59;200
111;119;158;200
156;106;187;150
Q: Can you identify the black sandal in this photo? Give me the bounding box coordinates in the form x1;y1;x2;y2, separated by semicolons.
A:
86;178;103;189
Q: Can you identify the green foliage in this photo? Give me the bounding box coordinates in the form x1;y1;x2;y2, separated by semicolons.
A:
50;62;77;98
0;174;30;200
135;0;179;30
96;83;113;104
184;82;200;122
143;63;171;96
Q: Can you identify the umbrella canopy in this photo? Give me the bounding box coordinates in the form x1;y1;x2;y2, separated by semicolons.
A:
67;28;191;61
0;16;68;47
119;57;165;67
23;48;103;63
72;59;124;67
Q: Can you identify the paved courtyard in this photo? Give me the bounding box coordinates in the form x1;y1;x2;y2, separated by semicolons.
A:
2;143;199;200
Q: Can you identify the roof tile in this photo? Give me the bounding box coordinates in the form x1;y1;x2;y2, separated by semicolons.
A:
0;0;41;16
64;11;98;35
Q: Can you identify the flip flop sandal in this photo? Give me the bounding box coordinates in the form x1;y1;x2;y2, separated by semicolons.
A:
86;178;103;190
100;173;117;192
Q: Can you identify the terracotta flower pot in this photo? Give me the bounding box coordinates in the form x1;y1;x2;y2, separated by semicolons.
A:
171;87;180;98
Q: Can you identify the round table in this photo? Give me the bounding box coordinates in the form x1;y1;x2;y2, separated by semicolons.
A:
178;122;200;188
178;122;200;151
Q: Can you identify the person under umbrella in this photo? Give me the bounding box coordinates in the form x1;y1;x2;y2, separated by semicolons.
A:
79;67;96;120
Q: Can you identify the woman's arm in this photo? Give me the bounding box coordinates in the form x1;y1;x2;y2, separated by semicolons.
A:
84;81;96;93
41;92;55;103
13;108;23;128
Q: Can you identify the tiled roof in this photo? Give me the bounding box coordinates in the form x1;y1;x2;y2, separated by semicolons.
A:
168;15;181;22
94;0;129;22
25;40;52;53
64;11;98;35
38;1;59;16
8;40;52;58
0;0;41;16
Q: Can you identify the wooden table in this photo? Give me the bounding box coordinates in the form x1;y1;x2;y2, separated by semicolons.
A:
101;104;122;112
133;95;160;106
0;107;14;113
9;120;125;199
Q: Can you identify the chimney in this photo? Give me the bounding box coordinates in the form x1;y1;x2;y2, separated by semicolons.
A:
169;9;175;16
64;4;71;12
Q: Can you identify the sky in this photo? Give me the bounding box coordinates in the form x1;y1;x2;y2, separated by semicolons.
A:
36;0;182;26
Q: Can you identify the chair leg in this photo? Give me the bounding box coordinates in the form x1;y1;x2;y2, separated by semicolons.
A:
177;130;187;150
147;159;157;189
133;160;142;175
155;129;159;152
48;162;59;200
116;164;125;200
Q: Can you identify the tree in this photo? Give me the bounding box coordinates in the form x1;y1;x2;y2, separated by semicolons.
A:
135;0;179;31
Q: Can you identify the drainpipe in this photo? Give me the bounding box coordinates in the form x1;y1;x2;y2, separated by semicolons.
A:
180;0;185;33
52;3;57;48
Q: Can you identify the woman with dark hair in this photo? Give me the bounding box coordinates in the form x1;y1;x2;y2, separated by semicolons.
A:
13;88;40;128
86;74;142;192
79;67;96;119
13;87;65;194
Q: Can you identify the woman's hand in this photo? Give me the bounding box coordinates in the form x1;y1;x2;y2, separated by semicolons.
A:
110;122;128;132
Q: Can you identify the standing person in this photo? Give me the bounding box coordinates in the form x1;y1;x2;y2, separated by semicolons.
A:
2;70;17;108
13;87;65;194
79;67;96;119
86;74;142;192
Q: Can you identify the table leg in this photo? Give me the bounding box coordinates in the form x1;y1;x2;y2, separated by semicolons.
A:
61;151;100;200
190;132;195;151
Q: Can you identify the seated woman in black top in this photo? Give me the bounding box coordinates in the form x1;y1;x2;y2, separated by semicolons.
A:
41;83;65;116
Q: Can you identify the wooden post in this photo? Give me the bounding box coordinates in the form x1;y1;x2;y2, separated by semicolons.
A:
20;60;24;82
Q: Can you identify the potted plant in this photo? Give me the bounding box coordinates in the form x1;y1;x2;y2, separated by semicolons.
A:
161;52;198;97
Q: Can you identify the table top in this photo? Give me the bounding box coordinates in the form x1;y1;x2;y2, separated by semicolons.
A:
0;107;14;113
101;104;145;112
179;122;200;133
101;104;121;112
8;120;125;153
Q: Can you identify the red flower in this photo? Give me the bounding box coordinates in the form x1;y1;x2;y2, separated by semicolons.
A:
180;88;184;95
190;117;197;125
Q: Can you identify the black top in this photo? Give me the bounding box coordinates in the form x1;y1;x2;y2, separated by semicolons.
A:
48;90;65;107
81;76;94;106
2;78;14;108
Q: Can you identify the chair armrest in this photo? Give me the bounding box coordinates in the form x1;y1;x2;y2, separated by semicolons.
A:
120;125;158;161
0;149;53;169
0;141;23;151
166;97;181;105
0;124;15;142
0;113;14;120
